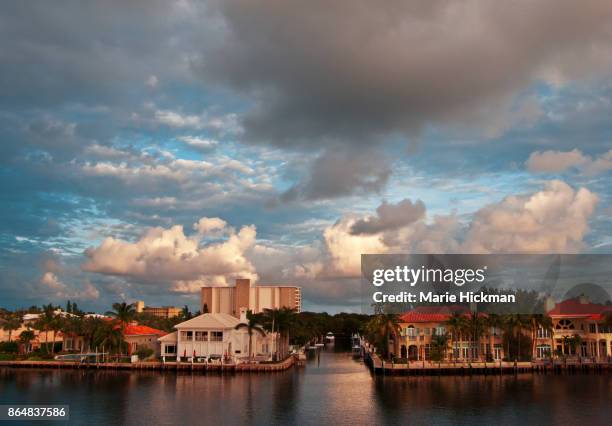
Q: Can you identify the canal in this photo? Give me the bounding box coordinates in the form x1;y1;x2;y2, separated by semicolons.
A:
1;343;610;425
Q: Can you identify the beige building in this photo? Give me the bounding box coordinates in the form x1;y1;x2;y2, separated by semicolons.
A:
135;301;181;318
534;296;612;359
201;279;301;317
396;306;505;361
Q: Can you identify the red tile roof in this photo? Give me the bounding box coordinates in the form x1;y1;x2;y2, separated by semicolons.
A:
123;324;166;336
399;305;469;323
548;298;612;320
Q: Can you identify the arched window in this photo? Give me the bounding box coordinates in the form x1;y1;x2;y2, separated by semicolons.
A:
555;319;574;330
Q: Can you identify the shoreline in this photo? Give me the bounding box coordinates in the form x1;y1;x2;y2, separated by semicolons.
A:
364;351;612;375
0;355;296;373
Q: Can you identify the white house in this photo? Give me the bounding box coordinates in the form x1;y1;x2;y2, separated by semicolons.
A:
160;312;275;362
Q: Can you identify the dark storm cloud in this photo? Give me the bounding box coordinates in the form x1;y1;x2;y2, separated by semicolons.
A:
279;148;391;202
201;0;612;147
0;0;199;109
350;198;426;235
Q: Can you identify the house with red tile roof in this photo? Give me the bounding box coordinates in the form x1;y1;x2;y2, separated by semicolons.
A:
123;324;166;357
537;296;612;359
395;306;505;362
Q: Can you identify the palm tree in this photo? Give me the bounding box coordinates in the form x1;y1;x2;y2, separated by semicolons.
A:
49;315;65;354
465;311;485;361
529;314;553;359
181;305;192;320
484;313;503;361
235;310;266;359
504;314;529;361
430;334;449;363
34;304;56;353
569;334;582;356
93;321;126;355
81;317;103;352
19;329;35;353
446;313;466;362
366;313;400;360
106;302;136;328
1;313;22;342
264;307;296;359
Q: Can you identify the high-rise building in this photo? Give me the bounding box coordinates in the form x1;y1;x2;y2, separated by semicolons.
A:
201;279;301;317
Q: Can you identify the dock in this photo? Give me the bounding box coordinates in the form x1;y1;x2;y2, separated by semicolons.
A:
362;346;612;375
0;355;296;373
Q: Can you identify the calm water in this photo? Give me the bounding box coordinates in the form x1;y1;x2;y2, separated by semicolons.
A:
1;344;610;425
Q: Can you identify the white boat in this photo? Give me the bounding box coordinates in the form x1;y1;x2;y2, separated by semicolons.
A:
325;332;335;342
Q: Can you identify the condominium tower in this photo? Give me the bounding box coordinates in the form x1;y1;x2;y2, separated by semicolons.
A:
200;279;302;317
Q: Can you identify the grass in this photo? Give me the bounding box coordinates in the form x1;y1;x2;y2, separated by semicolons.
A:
0;353;17;361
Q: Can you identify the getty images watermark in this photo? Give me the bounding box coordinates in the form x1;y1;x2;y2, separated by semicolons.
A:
361;254;612;314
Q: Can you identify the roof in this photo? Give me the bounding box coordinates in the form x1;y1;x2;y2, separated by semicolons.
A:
399;305;469;323
123;324;166;336
158;331;177;342
174;313;240;330
548;298;612;320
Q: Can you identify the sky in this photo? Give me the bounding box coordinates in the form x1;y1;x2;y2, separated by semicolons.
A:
1;0;612;313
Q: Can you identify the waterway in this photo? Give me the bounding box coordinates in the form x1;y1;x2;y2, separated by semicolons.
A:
1;343;610;425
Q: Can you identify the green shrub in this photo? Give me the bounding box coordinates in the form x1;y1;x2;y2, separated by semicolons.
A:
136;347;154;360
26;350;54;360
0;353;16;361
0;342;19;353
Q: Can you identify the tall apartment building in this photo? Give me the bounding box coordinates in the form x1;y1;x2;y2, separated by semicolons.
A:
200;279;302;317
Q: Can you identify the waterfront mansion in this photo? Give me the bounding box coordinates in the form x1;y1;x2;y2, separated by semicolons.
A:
159;310;277;362
392;296;612;362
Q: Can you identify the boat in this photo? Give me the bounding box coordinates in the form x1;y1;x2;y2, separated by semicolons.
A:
325;332;335;342
351;334;362;358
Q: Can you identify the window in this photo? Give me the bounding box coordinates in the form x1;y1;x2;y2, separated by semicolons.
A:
589;323;596;333
180;331;193;341
210;331;223;342
537;328;551;338
435;326;446;336
423;344;431;360
165;345;176;355
536;344;551;358
493;344;502;360
555;319;574;330
195;331;208;342
407;326;416;341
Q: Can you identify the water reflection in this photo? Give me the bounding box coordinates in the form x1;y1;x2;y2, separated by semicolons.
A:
1;344;610;425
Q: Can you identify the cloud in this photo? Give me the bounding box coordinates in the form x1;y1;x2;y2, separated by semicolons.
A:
463;180;598;253
134;107;242;136
145;75;159;88
279;148;391;202
193;217;227;234
39;272;100;301
202;0;612;147
350;198;426;234
283;180;599;280
82;218;258;292
526;149;612;175
178;136;219;152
